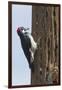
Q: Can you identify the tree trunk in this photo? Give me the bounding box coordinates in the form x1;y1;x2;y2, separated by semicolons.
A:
31;5;60;85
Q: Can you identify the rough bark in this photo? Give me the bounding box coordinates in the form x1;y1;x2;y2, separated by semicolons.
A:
31;5;60;85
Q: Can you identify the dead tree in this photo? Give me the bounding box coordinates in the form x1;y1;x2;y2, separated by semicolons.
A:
31;5;60;85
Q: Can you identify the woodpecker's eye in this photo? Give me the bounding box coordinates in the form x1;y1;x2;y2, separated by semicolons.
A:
21;27;24;30
21;28;23;30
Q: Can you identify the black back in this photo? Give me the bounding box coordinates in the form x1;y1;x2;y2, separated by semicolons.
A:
20;33;31;68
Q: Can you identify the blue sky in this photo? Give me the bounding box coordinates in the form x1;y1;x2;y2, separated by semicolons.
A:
12;4;32;85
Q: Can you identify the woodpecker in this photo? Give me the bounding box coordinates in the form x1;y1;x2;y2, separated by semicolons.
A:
17;26;37;69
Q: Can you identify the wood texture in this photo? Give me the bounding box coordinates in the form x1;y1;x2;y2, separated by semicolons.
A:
31;5;60;85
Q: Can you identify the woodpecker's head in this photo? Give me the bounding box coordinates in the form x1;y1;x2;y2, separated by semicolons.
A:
17;27;25;36
17;26;30;36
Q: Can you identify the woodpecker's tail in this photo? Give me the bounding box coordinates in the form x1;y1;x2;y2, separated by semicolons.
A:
29;62;34;72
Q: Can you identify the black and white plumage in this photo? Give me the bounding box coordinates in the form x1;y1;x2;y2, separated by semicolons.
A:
17;26;37;69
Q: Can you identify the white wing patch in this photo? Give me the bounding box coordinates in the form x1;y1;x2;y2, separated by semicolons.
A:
27;34;37;63
27;34;37;51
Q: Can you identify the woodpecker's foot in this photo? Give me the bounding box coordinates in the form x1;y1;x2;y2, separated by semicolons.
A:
31;56;34;63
